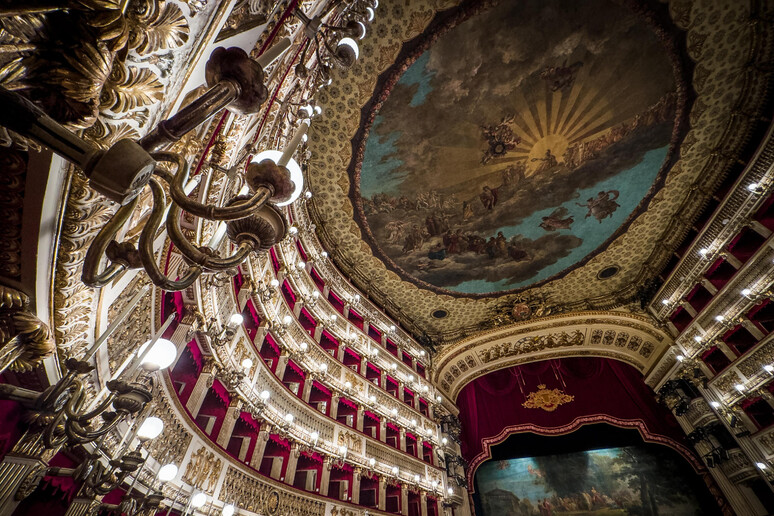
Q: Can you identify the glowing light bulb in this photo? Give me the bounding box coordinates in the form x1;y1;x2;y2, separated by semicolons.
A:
260;390;270;401
191;493;207;508
158;463;178;482
137;417;164;441
241;358;253;369
270;279;280;288
229;313;244;326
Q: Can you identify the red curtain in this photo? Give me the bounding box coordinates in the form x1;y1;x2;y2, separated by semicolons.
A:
457;358;692;465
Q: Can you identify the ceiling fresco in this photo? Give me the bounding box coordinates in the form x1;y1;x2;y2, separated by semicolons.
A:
307;0;772;341
353;0;684;295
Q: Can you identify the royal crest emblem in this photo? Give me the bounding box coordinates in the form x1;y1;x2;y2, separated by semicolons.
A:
522;384;574;412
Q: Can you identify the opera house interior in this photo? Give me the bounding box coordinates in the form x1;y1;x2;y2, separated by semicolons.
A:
2;0;774;515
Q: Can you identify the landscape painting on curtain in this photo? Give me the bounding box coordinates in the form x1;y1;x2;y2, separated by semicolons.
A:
476;446;705;516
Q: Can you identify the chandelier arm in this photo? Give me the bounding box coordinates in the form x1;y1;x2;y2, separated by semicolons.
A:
138;177;203;292
153;151;273;220
42;411;70;449
81;196;141;287
67;392;116;424
165;202;255;270
64;415;123;445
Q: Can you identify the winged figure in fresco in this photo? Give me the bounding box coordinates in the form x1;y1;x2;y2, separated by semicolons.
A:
539;207;574;231
577;190;620;223
480;114;520;165
540;60;584;91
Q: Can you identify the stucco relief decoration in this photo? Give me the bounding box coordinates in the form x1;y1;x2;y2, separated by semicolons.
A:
477;330;585;364
183;446;223;491
522;384;574;412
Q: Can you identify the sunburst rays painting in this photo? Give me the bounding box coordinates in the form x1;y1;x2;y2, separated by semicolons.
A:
355;0;684;295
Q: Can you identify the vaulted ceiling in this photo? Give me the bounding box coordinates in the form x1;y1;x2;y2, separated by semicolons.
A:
307;0;774;343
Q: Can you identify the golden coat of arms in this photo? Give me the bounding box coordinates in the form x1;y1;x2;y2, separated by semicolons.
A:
522;384;574;412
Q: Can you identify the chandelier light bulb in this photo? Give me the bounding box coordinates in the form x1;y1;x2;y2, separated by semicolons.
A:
369;395;376;403
698;248;709;257
137;416;164;441
312;290;319;299
345;381;352;389
676;355;684;362
408;374;414;382
693;335;702;342
191;492;207;508
283;315;293;326
715;315;724;322
369;458;376;466
304;190;312;199
289;226;298;235
414;474;420;482
391;466;399;475
742;288;752;297
158;463;178;482
391;408;398;416
139;338;177;371
223;504;235;516
260;390;270;401
241;358;253;369
229;313;244;326
270;278;280;288
389;325;395;332
319;362;328;372
391;363;397;370
735;384;745;392
436;395;442;402
661;299;669;305
353;294;360;303
337;37;360;60
297;261;306;269
321;250;328;258
284;413;294;423
339;445;347;455
441;437;448;445
757;462;768;470
300;342;308;351
710;401;721;408
748;183;760;192
311;431;319;441
765;364;774;373
447;487;454;495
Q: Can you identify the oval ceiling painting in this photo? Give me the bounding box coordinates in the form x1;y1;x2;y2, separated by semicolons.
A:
353;0;685;296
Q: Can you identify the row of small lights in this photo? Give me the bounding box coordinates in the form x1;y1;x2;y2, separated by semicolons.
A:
233;385;452;493
284;226;428;363
257;266;439;406
659;180;768;311
276;257;434;394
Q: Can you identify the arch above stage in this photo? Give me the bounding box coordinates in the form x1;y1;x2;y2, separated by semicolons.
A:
432;311;672;401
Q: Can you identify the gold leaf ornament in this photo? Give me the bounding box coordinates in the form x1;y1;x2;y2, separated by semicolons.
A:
102;65;164;112
522;384;574;412
130;1;190;55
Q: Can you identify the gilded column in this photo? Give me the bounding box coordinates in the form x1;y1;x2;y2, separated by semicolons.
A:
216;399;242;449
283;443;300;485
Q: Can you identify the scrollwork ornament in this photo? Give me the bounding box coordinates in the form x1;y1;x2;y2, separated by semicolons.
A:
14;463;46;501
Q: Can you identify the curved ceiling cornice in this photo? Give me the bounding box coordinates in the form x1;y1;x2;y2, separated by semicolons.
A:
431;311;672;401
306;0;774;341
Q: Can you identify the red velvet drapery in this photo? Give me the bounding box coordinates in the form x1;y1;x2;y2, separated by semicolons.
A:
456;358;699;480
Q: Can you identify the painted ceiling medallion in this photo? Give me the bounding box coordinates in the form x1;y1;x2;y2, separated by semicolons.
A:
353;0;684;296
522;384;574;412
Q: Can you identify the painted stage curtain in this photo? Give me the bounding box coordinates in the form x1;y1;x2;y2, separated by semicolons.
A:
456;358;689;463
